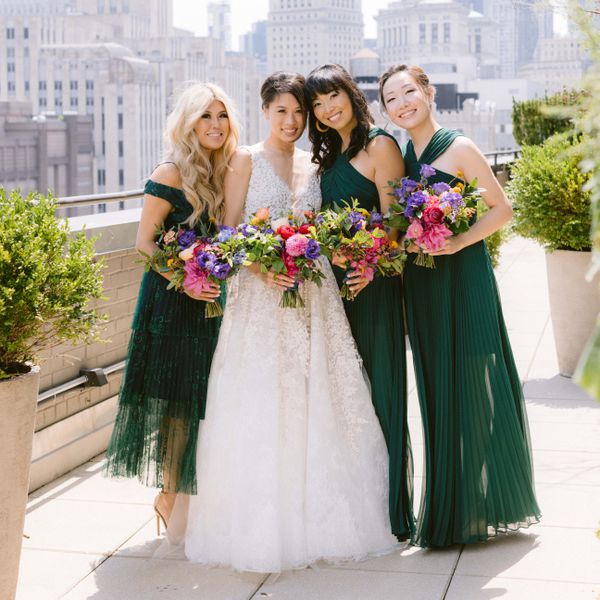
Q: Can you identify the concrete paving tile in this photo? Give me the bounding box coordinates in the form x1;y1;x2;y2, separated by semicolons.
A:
326;543;459;575
533;450;600;486
61;557;264;600
114;519;186;561
17;549;105;600
23;498;150;554
525;399;600;425
28;458;156;509
255;567;449;600
456;526;600;584
445;575;600;600
528;420;600;453
535;483;600;530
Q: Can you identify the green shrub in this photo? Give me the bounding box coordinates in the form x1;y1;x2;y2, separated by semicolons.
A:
0;188;105;380
478;200;509;268
506;132;592;251
512;90;584;147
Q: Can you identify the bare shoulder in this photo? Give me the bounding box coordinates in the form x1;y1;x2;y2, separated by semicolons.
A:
149;162;182;188
448;135;485;159
229;146;252;172
367;132;402;160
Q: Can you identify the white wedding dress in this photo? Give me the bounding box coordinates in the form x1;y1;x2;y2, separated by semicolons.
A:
179;145;397;572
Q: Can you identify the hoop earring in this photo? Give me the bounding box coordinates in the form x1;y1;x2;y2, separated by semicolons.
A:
315;120;329;133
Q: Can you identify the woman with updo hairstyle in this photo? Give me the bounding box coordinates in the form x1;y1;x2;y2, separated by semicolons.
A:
379;63;540;547
175;71;399;571
305;63;414;542
105;82;240;531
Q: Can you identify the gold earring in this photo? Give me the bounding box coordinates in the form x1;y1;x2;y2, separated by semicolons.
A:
315;120;329;133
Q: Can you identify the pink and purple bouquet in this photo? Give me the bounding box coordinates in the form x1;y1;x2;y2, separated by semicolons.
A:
242;207;325;308
315;200;406;300
386;164;480;268
146;224;249;317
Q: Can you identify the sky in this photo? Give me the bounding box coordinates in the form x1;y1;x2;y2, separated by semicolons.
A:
172;0;392;48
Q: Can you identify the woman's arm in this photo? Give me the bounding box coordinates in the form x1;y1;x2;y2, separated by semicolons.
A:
137;163;220;301
223;148;252;228
347;135;405;295
428;137;512;257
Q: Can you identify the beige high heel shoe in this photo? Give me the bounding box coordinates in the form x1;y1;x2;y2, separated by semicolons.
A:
153;493;168;535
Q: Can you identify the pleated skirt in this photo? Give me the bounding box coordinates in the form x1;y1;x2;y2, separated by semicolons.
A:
404;241;541;547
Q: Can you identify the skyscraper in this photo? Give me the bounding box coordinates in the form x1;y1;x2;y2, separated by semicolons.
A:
267;0;364;75
208;0;232;51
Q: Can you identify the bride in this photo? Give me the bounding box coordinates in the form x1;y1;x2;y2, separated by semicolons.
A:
171;72;398;572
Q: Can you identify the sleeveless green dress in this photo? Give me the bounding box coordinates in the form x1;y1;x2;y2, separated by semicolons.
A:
320;128;414;541
105;179;220;494
403;128;541;547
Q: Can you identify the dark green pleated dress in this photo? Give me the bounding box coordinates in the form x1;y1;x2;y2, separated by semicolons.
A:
403;128;541;547
320;128;414;541
105;179;220;494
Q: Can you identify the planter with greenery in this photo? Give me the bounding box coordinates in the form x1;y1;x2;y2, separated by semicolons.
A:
507;131;598;376
0;188;104;600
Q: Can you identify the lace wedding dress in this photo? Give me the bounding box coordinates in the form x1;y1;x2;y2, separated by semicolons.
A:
179;145;397;572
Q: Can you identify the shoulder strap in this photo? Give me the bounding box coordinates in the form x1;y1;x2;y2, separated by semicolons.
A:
420;128;463;165
368;127;401;151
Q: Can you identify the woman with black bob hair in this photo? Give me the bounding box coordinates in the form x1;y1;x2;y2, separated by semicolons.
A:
305;63;414;541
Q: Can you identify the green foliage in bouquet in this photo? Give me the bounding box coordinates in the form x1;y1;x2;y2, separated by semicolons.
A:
506;132;592;251
0;188;105;380
512;90;585;147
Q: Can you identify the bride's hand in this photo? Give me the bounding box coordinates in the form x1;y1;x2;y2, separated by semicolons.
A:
331;251;349;268
249;263;296;290
345;270;370;297
184;281;221;302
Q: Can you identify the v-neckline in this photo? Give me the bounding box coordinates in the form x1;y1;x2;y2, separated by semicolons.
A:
412;127;444;163
255;149;310;202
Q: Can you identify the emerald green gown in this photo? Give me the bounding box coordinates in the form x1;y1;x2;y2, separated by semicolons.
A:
105;179;220;494
403;128;541;547
320;128;414;540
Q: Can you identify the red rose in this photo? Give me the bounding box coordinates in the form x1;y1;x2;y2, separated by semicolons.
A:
277;225;296;239
423;206;444;225
298;223;311;234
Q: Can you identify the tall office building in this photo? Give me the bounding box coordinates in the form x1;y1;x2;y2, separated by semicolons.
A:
267;0;364;75
208;0;232;51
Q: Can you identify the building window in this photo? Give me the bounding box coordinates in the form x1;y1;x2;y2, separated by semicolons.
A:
118;140;124;157
24;27;29;39
55;80;62;91
39;80;47;90
431;23;438;44
119;169;124;186
86;79;94;90
444;22;451;43
25;81;29;92
6;27;15;40
117;95;123;105
7;63;15;73
7;47;15;58
118;113;123;129
419;24;426;44
8;81;15;92
70;80;78;90
70;97;78;108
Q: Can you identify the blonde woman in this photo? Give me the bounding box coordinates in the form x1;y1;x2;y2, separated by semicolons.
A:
105;82;240;532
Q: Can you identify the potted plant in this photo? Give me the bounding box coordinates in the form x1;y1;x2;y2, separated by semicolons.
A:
507;131;598;376
0;188;104;600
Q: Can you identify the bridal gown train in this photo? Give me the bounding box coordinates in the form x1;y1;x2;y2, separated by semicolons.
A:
176;145;398;572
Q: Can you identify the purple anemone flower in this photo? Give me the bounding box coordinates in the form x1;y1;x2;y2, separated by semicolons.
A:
217;225;236;243
431;182;451;195
420;164;436;179
211;261;232;280
177;229;197;249
305;238;321;260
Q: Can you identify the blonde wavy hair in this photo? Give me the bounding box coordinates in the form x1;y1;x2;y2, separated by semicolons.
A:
164;82;240;226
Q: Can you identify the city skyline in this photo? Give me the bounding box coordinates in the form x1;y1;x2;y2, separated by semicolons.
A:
172;0;391;45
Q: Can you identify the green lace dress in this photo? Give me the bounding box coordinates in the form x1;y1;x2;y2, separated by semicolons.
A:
403;128;541;547
105;180;220;494
320;128;414;541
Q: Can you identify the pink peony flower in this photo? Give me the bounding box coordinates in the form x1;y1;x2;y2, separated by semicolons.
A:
423;205;445;225
406;219;424;240
183;260;210;296
285;233;309;257
282;250;300;276
420;223;452;251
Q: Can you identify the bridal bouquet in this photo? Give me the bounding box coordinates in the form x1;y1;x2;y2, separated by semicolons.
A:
146;223;249;317
315;200;406;300
241;207;325;308
386;164;480;268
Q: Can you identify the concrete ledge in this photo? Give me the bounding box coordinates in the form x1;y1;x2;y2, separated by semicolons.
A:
29;396;117;493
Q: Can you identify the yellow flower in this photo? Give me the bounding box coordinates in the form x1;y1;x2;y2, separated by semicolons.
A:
251;216;260;226
453;183;464;193
357;208;369;217
456;170;464;179
390;240;399;249
167;258;174;268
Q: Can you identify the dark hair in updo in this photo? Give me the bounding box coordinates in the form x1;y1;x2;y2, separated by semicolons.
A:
304;64;373;175
260;71;307;111
378;64;432;107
